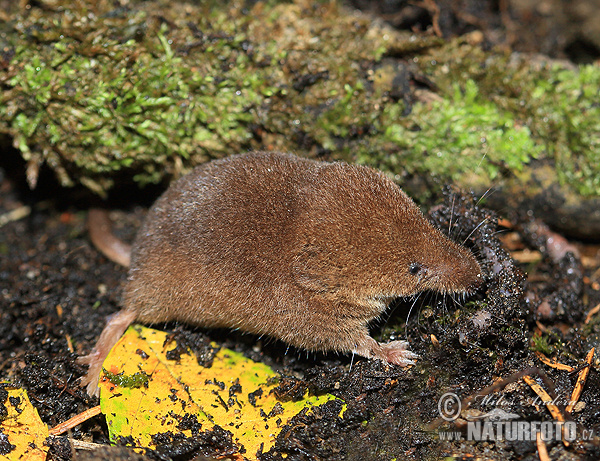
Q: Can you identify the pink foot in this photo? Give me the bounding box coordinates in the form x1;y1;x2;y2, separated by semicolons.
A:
77;351;104;397
352;336;418;366
379;340;418;366
77;308;137;397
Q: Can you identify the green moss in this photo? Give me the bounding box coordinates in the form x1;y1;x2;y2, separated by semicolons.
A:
1;4;279;192
414;42;600;197
1;1;600;198
528;65;600;196
530;335;553;356
103;369;150;389
1;0;413;193
367;78;542;183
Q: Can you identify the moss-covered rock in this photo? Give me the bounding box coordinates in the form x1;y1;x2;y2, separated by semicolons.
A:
415;42;600;197
411;43;600;237
0;0;439;194
1;0;600;236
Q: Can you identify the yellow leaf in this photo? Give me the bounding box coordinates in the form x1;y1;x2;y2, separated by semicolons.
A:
0;386;49;460
99;325;338;458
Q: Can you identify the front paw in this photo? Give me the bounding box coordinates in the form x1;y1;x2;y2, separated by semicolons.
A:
379;340;418;366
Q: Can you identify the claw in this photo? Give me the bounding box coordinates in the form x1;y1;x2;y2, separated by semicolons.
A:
380;340;418;366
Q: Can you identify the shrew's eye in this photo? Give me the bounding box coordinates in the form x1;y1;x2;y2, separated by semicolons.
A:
409;263;421;275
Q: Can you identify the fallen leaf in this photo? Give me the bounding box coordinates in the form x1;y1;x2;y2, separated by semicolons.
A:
99;325;338;458
0;385;49;460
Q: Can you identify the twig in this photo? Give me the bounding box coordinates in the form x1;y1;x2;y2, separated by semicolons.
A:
0;206;31;228
585;303;600;324
48;405;102;436
428;367;559;430
536;431;550;461
566;348;595;414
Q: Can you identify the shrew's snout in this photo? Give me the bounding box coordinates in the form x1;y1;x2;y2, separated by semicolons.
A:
423;243;482;295
465;271;483;294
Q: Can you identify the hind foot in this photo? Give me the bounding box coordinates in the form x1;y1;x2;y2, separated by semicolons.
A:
77;308;138;397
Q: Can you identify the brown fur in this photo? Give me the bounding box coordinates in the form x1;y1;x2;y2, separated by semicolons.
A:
79;152;481;396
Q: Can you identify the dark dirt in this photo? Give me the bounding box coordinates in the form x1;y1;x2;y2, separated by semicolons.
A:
2;1;600;460
2;146;600;460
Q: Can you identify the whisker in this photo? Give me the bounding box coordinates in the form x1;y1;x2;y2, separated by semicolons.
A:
405;292;422;342
450;293;462;308
462;216;490;245
476;185;495;206
448;193;456;238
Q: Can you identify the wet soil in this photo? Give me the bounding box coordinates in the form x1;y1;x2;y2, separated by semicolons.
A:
2;144;600;460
